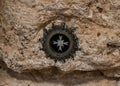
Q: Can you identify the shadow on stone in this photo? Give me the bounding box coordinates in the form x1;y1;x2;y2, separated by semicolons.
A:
0;59;118;86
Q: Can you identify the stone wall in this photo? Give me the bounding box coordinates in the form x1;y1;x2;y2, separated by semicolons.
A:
0;0;120;86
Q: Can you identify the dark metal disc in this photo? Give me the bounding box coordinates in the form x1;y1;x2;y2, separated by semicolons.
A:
40;22;79;62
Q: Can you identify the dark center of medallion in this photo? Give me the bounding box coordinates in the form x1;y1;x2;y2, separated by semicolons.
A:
50;33;70;53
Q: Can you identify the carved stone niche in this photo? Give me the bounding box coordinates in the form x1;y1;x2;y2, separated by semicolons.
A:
0;0;120;78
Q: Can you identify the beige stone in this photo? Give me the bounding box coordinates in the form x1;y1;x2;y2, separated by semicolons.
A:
0;0;120;80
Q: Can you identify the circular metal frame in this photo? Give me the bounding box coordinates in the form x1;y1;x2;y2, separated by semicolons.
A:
40;22;79;62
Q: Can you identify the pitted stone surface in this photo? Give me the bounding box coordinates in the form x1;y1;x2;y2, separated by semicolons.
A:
0;0;120;79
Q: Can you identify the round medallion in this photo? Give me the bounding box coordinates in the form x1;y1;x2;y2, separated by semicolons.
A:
50;33;70;53
40;22;79;62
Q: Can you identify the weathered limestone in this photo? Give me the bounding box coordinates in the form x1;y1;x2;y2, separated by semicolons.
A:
0;0;120;79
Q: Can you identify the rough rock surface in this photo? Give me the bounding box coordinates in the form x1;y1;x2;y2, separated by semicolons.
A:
0;0;120;85
0;61;120;86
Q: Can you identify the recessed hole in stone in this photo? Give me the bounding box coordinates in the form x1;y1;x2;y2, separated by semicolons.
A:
97;6;103;13
97;32;101;37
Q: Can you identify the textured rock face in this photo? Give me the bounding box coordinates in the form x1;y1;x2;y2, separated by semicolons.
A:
0;0;120;80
